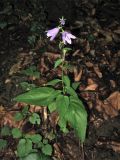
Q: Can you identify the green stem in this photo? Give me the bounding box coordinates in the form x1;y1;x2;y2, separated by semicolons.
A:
61;51;66;94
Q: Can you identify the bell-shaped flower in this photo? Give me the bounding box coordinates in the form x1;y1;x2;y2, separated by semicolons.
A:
59;17;66;25
62;31;76;44
46;27;60;41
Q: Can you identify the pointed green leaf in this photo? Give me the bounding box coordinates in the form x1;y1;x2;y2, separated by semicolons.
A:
65;86;78;97
46;79;62;86
66;96;87;142
48;101;57;113
14;87;56;106
56;95;69;116
63;75;70;87
72;82;80;90
58;117;69;133
54;59;63;68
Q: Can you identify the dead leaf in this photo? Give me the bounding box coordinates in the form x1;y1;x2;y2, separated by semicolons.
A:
97;140;120;153
44;52;60;61
85;79;98;91
110;141;120;153
0;111;24;128
9;62;21;75
74;67;83;82
85;84;98;91
85;61;94;68
94;65;102;78
96;91;120;118
49;111;59;128
39;57;49;73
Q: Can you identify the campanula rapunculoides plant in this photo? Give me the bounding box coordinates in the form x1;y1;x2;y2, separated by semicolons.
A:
14;17;87;143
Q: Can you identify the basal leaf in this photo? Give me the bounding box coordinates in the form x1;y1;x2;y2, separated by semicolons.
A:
19;152;51;160
14;87;56;106
12;128;22;138
0;139;7;150
41;144;52;156
29;134;42;144
17;139;32;157
14;112;24;121
29;113;41;125
1;126;11;136
19;152;40;160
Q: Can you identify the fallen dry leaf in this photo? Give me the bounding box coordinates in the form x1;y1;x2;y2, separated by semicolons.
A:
94;65;103;78
74;67;83;82
85;78;98;91
96;91;120;118
9;62;21;75
97;140;120;153
0;111;24;128
49;111;59;128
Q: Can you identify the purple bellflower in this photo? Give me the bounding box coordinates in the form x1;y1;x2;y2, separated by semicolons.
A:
62;31;76;44
46;27;60;41
59;17;66;25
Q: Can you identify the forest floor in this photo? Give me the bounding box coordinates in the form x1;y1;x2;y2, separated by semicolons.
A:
0;4;120;160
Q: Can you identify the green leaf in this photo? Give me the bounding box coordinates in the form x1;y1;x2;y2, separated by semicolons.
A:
22;106;29;116
62;47;72;54
56;95;69;117
37;142;44;148
19;152;51;160
19;152;40;160
63;75;70;87
65;86;78;97
17;139;32;157
42;139;48;145
14;112;24;121
29;113;41;125
66;96;87;142
41;144;52;156
21;66;40;78
29;134;42;144
72;82;80;90
58;117;69;133
20;82;36;91
48;101;57;113
54;59;63;68
12;128;22;138
46;79;62;86
0;139;7;150
14;87;57;106
1;126;11;136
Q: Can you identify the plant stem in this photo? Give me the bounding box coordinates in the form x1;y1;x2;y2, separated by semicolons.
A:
61;51;66;94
